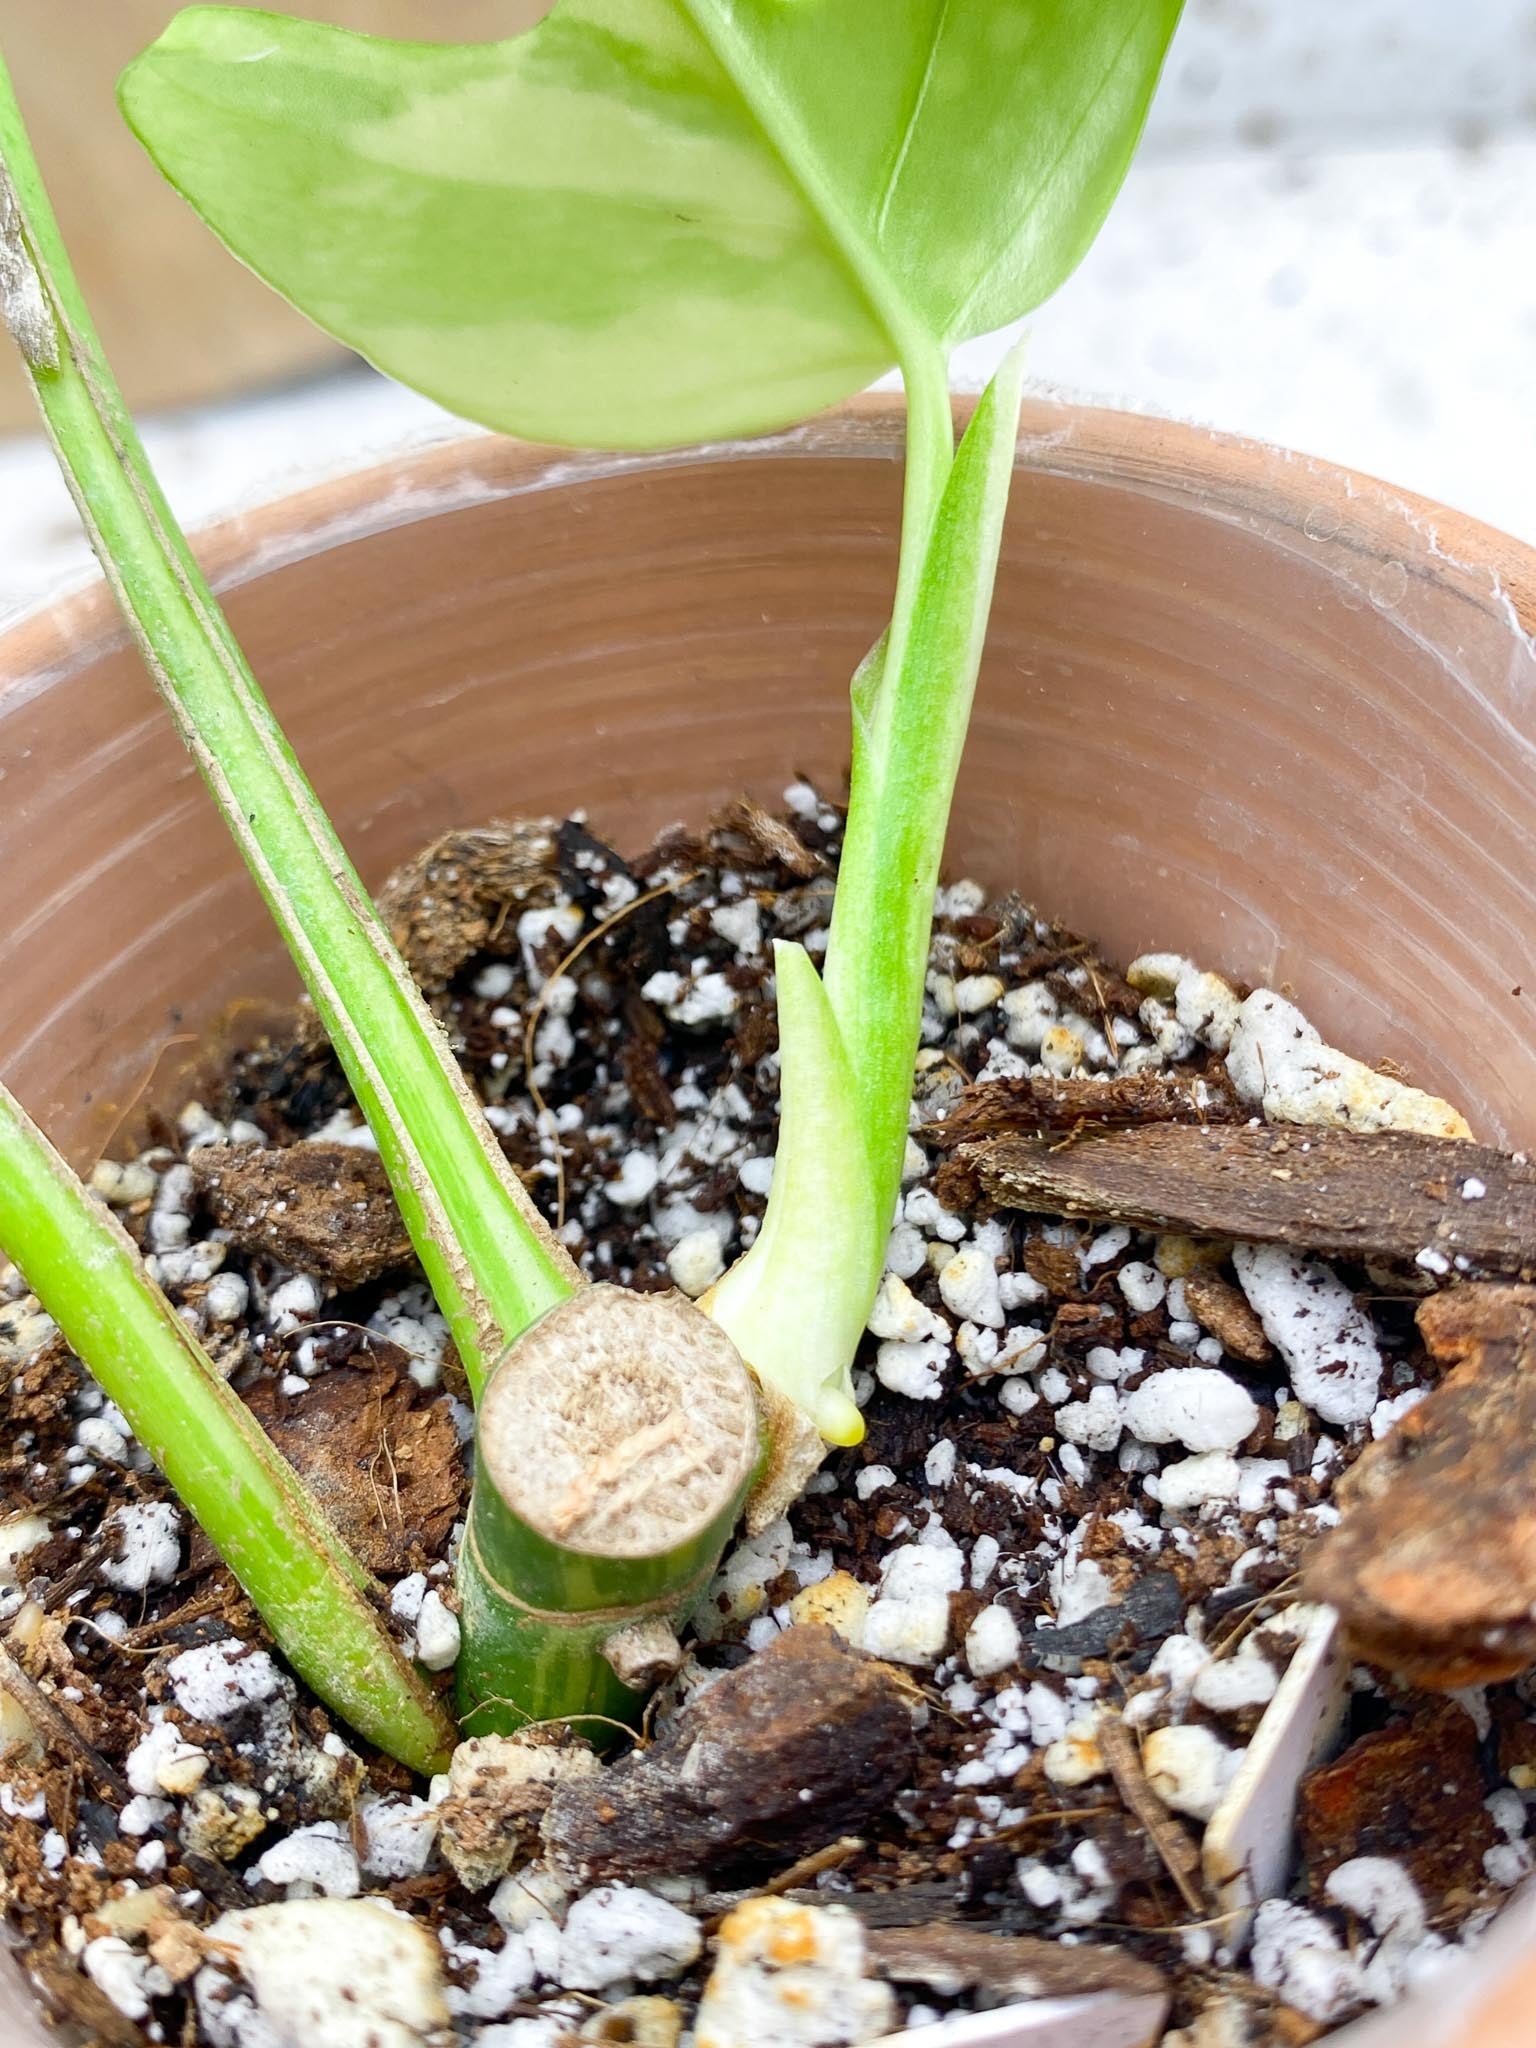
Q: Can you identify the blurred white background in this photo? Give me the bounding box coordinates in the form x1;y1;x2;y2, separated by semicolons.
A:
2;0;1533;620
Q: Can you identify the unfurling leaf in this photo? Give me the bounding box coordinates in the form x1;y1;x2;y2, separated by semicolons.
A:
706;940;877;1445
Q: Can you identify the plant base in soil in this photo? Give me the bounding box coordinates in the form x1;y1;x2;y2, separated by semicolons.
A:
0;786;1528;2048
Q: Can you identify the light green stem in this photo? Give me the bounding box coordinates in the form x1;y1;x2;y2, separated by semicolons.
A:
0;1083;455;1774
879;342;959;709
824;346;1023;1239
0;48;577;1398
456;1479;741;1740
455;1283;763;1737
709;349;1024;1441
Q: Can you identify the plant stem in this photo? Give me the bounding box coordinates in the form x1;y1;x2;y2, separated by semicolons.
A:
0;48;577;1398
704;352;1024;1444
457;1285;762;1737
0;1083;456;1775
824;344;1025;1237
881;341;959;700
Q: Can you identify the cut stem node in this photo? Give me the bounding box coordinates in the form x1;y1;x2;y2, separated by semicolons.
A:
458;1285;762;1736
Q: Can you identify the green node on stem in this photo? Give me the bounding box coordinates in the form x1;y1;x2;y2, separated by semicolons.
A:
457;1284;763;1738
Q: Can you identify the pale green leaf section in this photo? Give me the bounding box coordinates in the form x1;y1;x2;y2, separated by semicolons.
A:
0;1082;456;1773
119;0;889;449
705;942;875;1446
120;0;1180;450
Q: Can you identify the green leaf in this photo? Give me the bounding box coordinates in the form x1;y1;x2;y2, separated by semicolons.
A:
120;0;1181;450
706;941;876;1445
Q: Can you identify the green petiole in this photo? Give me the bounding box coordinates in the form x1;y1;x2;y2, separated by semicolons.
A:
712;344;1028;1436
824;342;1030;1236
0;47;577;1401
0;1082;456;1774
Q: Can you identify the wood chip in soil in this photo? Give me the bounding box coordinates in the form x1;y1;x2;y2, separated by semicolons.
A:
925;1068;1242;1147
960;1122;1536;1278
243;1352;461;1574
1303;1283;1536;1685
190;1141;415;1288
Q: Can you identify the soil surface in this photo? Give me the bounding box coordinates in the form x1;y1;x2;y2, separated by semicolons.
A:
1;785;1531;2048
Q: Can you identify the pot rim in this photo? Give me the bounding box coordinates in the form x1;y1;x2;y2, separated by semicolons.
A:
5;392;1532;701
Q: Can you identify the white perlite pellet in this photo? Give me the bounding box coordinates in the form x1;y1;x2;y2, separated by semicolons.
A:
0;1514;48;1588
695;1898;893;2048
923;1438;957;1489
937;1247;1004;1327
1324;1857;1446;2002
360;1795;439;1880
874;1335;947;1400
557;1884;701;1991
1117;1262;1165;1313
126;1716;208;1798
168;1639;284;1722
1192;1652;1280;1714
1056;1385;1124;1452
867;1273;946;1344
390;1572;428;1624
1225;988;1470;1139
643;967;739;1027
84;1937;172;2021
667;1228;726;1297
1143;1723;1242;1822
199;1899;448;2048
203;1272;250;1324
99;1503;181;1592
1156;1451;1241;1513
965;1605;1022;1679
1121;1368;1259;1454
267;1274;323;1334
864;1531;964;1667
709;897;761;956
954;974;1006;1015
1231;1243;1383;1426
411;1591;461;1672
606;1149;660;1207
1251;1900;1364;2021
256;1821;362;1899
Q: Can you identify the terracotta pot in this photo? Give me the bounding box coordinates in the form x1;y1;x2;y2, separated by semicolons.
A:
1;398;1534;2045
